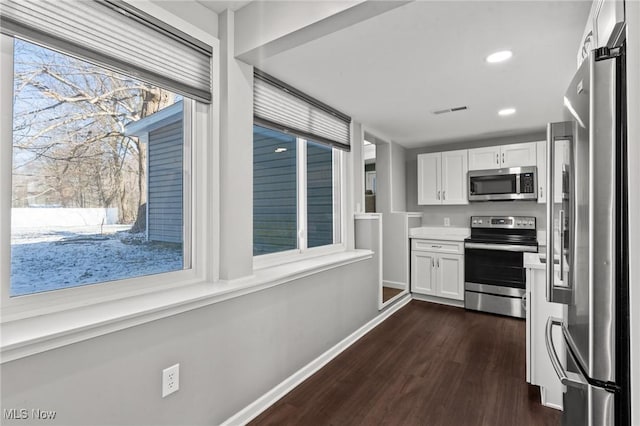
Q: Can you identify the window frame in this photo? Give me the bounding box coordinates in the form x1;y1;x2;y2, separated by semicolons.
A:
253;129;346;270
0;32;215;323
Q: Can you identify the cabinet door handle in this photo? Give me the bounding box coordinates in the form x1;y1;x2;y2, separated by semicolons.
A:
442;190;446;200
540;186;543;198
437;190;441;200
496;153;499;165
432;258;435;267
437;258;440;268
502;152;505;164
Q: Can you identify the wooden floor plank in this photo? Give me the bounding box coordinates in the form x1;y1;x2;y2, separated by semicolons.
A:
250;300;561;426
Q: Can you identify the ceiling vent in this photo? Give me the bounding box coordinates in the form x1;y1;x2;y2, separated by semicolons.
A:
432;106;469;115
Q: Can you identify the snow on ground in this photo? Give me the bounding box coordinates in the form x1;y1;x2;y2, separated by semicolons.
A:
11;225;183;296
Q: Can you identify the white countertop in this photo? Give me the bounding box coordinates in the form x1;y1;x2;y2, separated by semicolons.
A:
409;226;470;241
525;250;561;271
524;252;544;269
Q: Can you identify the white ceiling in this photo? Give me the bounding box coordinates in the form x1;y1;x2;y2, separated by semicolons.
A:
251;1;592;149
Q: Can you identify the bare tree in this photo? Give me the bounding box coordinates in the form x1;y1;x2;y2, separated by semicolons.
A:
12;39;176;223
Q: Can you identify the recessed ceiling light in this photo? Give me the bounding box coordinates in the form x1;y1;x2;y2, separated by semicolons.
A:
486;50;513;63
364;140;372;145
274;147;287;153
498;108;516;116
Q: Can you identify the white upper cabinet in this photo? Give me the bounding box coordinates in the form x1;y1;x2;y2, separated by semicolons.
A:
417;150;468;205
441;150;468;204
501;142;537;167
468;146;500;170
417;152;441;205
468;142;537;170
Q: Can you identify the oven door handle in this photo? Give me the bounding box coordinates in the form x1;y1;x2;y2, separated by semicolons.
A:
464;242;537;253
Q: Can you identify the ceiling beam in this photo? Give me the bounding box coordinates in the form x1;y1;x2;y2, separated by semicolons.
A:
234;0;412;64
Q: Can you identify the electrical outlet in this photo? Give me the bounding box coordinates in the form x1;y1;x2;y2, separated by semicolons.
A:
162;364;180;398
444;217;451;226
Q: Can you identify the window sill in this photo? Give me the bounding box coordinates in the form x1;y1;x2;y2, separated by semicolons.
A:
0;250;373;364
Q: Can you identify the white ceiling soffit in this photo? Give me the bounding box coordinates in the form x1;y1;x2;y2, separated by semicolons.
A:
196;0;252;14
252;1;592;148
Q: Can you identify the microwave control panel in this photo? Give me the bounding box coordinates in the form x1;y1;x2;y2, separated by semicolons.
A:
520;172;535;193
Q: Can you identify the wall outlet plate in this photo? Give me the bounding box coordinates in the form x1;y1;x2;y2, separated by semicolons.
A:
444;217;451;226
162;363;180;398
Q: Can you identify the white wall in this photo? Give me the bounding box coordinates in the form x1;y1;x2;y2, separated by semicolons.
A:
351;122;365;213
391;142;407;212
0;260;378;425
371;138;411;288
147;0;219;38
133;1;218;45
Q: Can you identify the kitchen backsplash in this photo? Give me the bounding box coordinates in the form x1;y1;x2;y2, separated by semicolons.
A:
409;202;547;231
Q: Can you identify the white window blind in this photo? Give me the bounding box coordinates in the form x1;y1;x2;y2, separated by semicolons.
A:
254;69;351;151
0;0;212;103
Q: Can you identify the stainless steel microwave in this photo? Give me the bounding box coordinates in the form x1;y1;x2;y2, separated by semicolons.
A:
468;166;537;201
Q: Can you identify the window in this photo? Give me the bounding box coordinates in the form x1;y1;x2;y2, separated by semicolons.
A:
1;0;212;302
252;69;350;259
253;125;341;256
6;37;191;296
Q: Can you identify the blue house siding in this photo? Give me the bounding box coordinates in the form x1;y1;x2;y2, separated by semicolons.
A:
148;121;183;244
306;141;333;248
253;126;335;255
253;125;297;255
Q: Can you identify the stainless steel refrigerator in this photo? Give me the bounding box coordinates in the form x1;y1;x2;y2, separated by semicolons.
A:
544;42;630;425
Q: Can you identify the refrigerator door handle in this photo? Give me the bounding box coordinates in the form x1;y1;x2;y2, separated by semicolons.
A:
558;209;565;278
545;317;588;389
545;122;573;305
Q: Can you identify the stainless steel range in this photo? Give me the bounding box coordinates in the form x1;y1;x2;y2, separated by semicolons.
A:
464;216;538;318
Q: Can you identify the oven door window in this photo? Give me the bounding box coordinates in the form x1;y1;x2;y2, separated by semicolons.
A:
464;248;525;289
469;175;516;195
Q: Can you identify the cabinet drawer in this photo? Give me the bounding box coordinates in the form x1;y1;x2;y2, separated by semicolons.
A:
411;239;463;254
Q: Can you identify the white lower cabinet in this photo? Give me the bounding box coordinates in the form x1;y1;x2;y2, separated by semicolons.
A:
411;239;464;301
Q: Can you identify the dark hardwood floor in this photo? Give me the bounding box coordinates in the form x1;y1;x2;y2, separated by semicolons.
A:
250;300;561;426
382;286;403;302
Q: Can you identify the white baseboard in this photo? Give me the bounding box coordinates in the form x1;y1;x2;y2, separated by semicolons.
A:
221;294;412;426
382;280;406;290
411;293;465;308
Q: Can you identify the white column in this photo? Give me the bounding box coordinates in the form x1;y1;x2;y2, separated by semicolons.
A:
218;10;254;280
